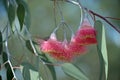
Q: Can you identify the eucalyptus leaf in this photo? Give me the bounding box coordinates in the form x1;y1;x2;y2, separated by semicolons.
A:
22;66;31;80
29;69;39;80
42;58;57;80
14;69;24;80
25;40;33;53
6;63;14;80
62;63;89;80
38;54;57;80
0;31;2;54
16;0;31;30
3;0;8;10
17;3;25;31
7;0;16;27
46;64;56;80
37;56;54;80
22;62;37;71
0;76;1;80
2;52;8;64
38;62;54;80
94;20;108;80
0;67;7;80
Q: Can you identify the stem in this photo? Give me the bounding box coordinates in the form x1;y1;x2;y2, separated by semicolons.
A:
57;1;64;21
5;23;17;79
66;0;84;28
87;9;120;33
25;27;38;56
51;0;120;33
53;0;57;27
105;17;120;20
8;60;17;79
24;27;47;65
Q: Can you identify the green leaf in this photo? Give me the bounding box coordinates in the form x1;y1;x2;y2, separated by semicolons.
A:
2;52;8;64
94;20;108;80
26;40;33;53
26;40;37;55
16;0;31;30
42;58;57;80
17;3;25;31
62;63;89;80
4;0;9;10
38;54;57;80
0;31;2;54
36;56;54;80
7;0;16;27
0;67;7;80
22;62;37;71
22;66;31;80
0;76;1;80
38;62;54;80
29;69;39;80
6;63;14;80
46;63;57;80
14;69;24;80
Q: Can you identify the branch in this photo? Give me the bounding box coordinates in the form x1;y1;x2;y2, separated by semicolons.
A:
51;0;120;33
105;17;120;20
86;9;120;33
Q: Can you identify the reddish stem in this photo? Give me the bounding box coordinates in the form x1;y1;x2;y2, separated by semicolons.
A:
105;17;120;20
88;9;120;33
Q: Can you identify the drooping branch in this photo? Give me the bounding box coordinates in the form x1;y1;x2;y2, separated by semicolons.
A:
51;0;120;33
87;9;120;33
67;0;120;33
105;17;120;20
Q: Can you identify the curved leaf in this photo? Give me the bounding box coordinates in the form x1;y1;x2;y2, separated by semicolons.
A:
26;40;34;53
22;62;37;71
22;66;31;80
94;20;108;80
7;0;16;27
46;64;56;80
0;76;1;80
14;69;24;80
62;63;89;80
17;3;25;31
6;63;14;80
2;52;8;65
0;31;2;54
16;0;31;30
38;62;54;80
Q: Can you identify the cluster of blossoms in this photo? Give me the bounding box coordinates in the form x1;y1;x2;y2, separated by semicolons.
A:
39;19;97;62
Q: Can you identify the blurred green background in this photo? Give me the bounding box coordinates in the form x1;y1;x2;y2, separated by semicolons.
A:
8;0;120;80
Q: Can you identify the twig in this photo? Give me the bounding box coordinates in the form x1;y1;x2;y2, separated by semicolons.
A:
87;9;120;33
5;23;17;79
105;17;120;20
0;61;8;70
65;0;84;28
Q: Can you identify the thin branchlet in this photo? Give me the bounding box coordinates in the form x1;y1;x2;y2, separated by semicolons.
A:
88;9;120;33
51;0;120;33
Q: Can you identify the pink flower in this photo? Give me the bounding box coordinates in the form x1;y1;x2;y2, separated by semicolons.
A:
40;39;63;54
73;19;97;45
39;19;97;62
40;33;74;62
68;41;86;55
